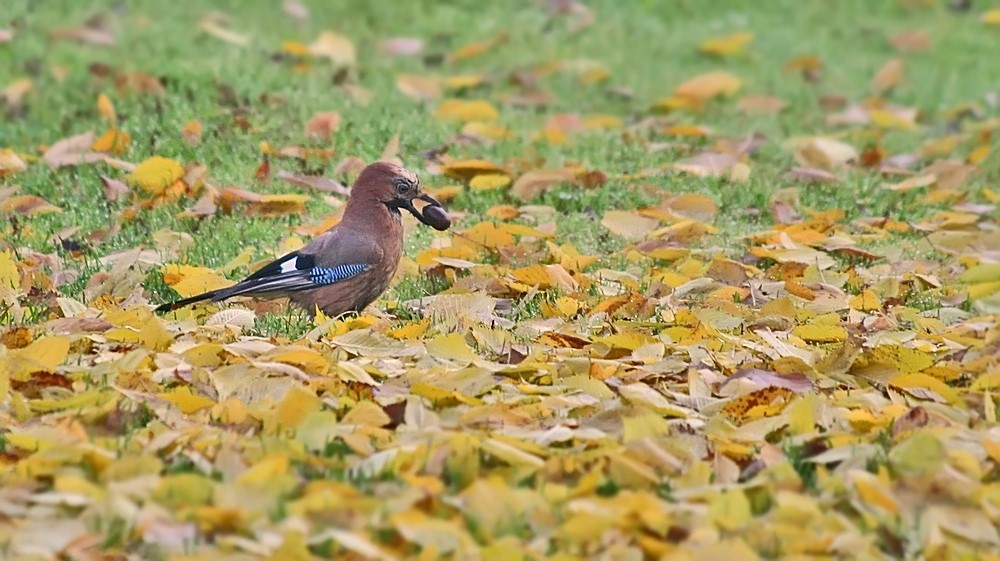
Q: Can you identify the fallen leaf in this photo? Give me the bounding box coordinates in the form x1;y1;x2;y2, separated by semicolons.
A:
380;37;424;57
871;58;904;95
305;111;340;139
129;156;185;196
675;71;742;99
699;32;754;57
397;75;442;102
434;99;499;122
309;31;356;65
510;168;578;200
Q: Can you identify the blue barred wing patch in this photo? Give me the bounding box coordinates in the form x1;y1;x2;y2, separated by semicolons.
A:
308;263;368;285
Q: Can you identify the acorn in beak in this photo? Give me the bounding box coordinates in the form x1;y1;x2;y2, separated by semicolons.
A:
400;193;451;231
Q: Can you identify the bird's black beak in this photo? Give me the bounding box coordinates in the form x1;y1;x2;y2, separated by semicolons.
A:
399;193;443;227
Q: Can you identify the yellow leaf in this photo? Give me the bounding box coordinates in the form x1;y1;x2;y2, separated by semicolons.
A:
960;263;1000;283
885;173;936;192
859;345;934;374
440;159;509;181
182;120;203;146
674;71;742;99
981;9;1000;24
788;394;816;434
0;250;19;290
91;128;131;154
849;290;882;311
388;318;430;340
619;383;692;418
443;74;485;89
238;454;291;485
971;370;1000;391
269;347;330;375
97;93;116;122
447;33;506;63
699;32;754;57
281;40;310;56
469;173;511;191
214;398;249;424
0;149;29;176
967;281;1000;300
410;382;481;406
869;108;917;130
480;438;544;469
0;361;8;404
458;222;516;249
129;156;185;195
341;400;391;427
275;386;321;429
888;429;947;476
583;114;623;129
708;490;752;530
968;144;991;165
159;386;216;414
651;95;704;113
161;264;234;298
139;315;173;351
851;471;898;515
8;336;70;375
889;373;960;404
154;473;214;507
434;99;499;123
791;324;847;343
426;333;478;363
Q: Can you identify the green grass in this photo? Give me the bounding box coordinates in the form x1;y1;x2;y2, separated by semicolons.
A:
2;0;999;332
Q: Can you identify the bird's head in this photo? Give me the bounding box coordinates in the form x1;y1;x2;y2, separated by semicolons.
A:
350;161;449;230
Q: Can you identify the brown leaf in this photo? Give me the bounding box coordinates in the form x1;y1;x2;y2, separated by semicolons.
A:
788;166;840;184
283;0;309;22
309;31;356;66
381;132;401;164
0;194;62;216
674;71;742;99
871;58;904;95
889;30;930;52
601;210;660;240
510;168;578;200
737;95;787;114
305;111;340;139
380;37;424;57
43;132;103;169
396;75;441;102
275;170;350;195
721;368;813;393
49;25;115;46
200;15;249;46
100;174;130;202
3;78;32;106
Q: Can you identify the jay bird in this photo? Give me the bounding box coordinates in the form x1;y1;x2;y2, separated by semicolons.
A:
155;161;450;316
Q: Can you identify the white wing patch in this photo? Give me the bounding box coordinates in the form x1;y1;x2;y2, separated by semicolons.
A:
279;257;299;273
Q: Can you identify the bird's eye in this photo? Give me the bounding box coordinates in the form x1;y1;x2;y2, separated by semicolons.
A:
393;178;411;194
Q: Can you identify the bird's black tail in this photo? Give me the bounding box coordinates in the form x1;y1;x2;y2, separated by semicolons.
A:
154;288;226;313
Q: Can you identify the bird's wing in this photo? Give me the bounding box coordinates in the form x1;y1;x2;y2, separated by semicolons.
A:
217;229;383;298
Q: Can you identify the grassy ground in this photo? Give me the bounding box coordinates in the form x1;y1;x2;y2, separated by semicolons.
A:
2;0;1000;559
4;0;997;320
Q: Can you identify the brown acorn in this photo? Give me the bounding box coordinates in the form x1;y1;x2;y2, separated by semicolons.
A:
421;204;452;231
